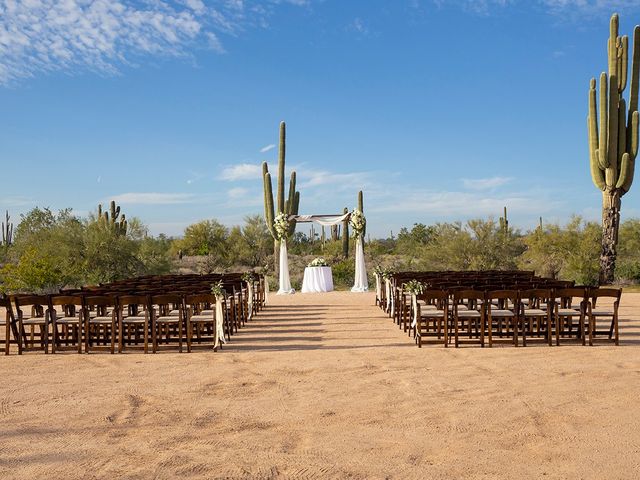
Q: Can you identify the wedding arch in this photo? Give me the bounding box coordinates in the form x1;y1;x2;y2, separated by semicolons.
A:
261;122;368;295
285;212;368;294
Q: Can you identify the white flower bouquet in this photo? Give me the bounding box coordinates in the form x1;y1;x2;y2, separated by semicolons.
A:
350;209;366;238
308;257;328;267
273;212;290;240
211;280;225;298
403;279;425;295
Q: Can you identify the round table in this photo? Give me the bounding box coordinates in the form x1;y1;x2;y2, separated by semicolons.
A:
301;266;334;293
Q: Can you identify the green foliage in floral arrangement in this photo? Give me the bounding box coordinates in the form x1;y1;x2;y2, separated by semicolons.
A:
403;279;425;295
211;280;225;297
242;271;255;283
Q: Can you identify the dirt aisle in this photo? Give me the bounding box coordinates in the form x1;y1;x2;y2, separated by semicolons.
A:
1;291;639;479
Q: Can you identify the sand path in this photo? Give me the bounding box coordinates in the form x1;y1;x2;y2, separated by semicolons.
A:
1;291;639;479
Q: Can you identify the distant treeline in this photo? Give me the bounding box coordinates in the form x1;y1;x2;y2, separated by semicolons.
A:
1;207;639;293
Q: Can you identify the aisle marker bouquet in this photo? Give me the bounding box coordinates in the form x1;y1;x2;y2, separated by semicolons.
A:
374;265;393;279
308;257;328;267
211;280;225;298
273;212;290;240
403;279;425;295
349;209;366;238
242;271;255;283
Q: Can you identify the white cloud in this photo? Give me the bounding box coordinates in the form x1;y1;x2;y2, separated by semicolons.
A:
228;187;248;198
461;176;513;190
220;163;263;181
299;168;373;189
349;17;369;35
109;192;196;205
260;144;276;153
433;0;640;16
0;0;310;85
371;189;561;218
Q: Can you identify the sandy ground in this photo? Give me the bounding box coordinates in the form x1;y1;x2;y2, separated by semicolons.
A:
0;291;639;479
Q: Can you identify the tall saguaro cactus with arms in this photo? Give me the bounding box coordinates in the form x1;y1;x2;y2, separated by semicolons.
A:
262;121;301;271
589;13;639;284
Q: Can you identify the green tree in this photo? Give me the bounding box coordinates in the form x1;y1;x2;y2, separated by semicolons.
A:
175;220;228;256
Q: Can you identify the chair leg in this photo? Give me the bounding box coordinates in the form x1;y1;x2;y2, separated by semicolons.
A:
5;315;10;355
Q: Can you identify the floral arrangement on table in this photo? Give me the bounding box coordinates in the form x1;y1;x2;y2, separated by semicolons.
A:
273;212;290;240
211;280;225;298
403;279;425;295
308;257;328;267
349;209;366;238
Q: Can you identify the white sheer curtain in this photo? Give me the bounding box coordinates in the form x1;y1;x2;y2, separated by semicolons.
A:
214;295;227;349
351;236;368;292
277;239;295;294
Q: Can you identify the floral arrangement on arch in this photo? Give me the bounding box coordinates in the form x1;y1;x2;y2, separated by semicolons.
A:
211;280;225;298
273;212;290;240
349;209;366;238
403;279;425;296
308;257;328;267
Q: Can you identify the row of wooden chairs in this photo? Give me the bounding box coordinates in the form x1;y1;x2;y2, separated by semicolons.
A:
409;287;621;347
3;273;266;354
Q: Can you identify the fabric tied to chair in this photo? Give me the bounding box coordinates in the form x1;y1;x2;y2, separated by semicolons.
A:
214;295;227;349
385;279;391;311
375;273;382;302
247;282;254;319
264;276;270;305
277;239;295;295
411;294;419;328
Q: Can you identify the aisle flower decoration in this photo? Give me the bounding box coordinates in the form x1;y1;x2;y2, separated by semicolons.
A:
273;212;290;240
242;271;255;283
404;279;425;295
308;257;328;267
349;209;366;238
374;265;393;279
211;280;225;298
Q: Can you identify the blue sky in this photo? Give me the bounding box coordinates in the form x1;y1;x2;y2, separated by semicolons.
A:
1;0;640;238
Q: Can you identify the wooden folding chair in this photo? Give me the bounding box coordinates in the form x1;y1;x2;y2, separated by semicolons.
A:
451;289;485;347
49;294;84;353
485;290;520;347
414;290;449;347
117;294;150;353
3;295;18;355
519;288;554;346
585;287;621;346
554;288;587;345
14;295;50;354
84;295;118;354
184;293;218;352
150;293;184;353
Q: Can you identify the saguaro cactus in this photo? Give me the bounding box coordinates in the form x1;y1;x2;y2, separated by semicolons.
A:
499;206;509;235
342;207;349;258
98;200;128;235
262;121;301;270
2;210;13;246
357;190;365;251
588;13;639;284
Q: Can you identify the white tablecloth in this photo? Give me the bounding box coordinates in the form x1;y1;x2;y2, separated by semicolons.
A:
301;266;334;293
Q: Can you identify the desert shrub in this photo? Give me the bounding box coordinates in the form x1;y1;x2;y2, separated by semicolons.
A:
332;259;355;289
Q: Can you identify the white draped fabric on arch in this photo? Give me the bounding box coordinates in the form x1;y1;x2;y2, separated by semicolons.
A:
275;213;368;295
